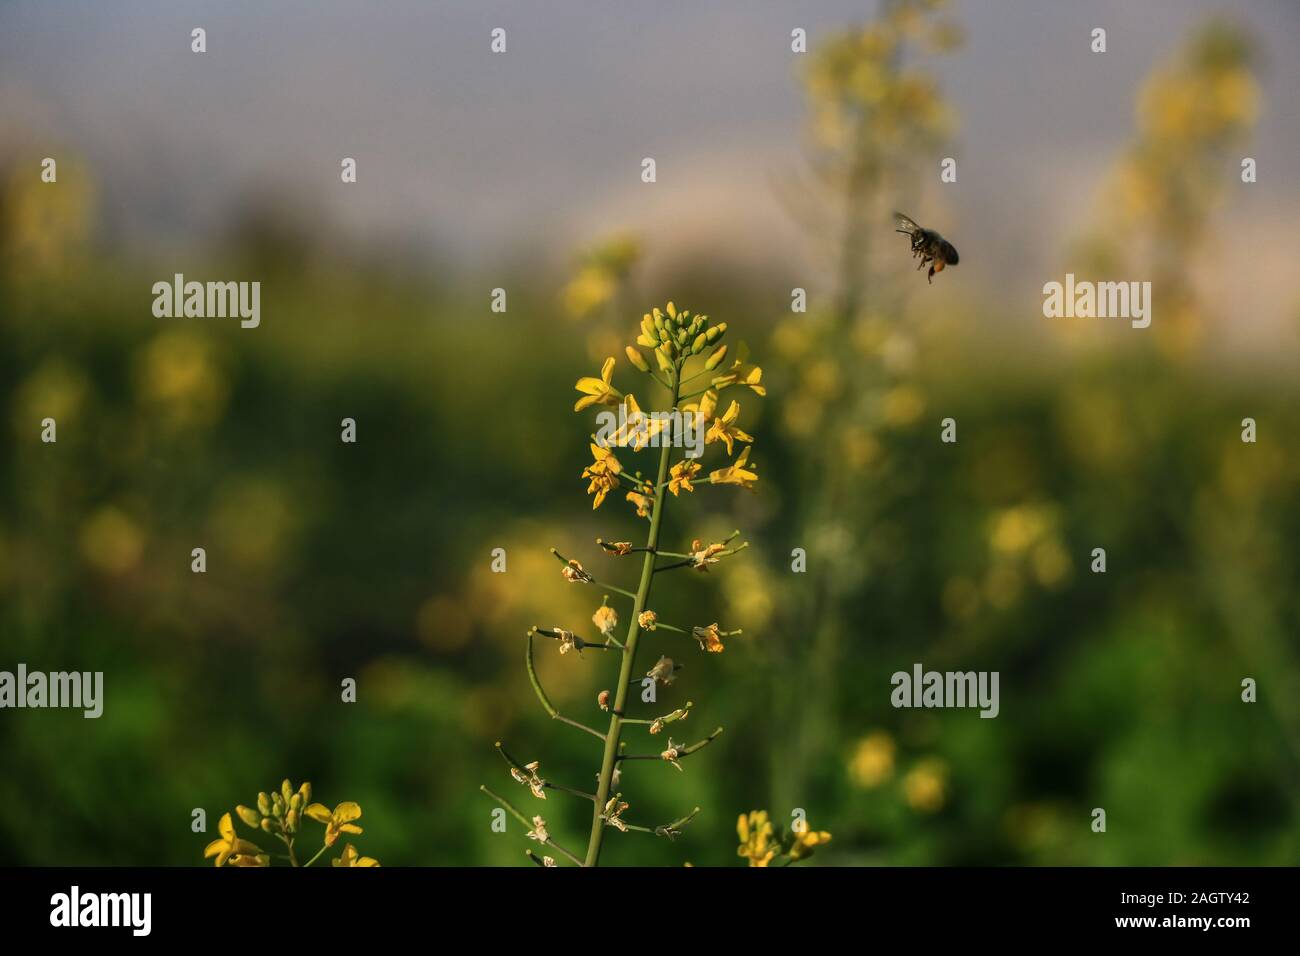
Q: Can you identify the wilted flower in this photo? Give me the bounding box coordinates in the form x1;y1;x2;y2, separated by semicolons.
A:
526;815;550;843
592;605;618;637
510;760;548;799
553;627;580;655
561;559;593;584
602;796;630;832
638;610;658;630
646;655;680;686
689;539;727;571
598;689;610;711
668;459;701;496
692;623;725;653
661;739;683;771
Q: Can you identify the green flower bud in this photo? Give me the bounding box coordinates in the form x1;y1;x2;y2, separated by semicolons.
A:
272;794;285;818
658;327;670;343
705;344;728;370
625;346;650;372
236;805;261;828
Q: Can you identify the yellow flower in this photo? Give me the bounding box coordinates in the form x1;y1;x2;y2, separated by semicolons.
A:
904;760;947;814
788;826;832;861
708;445;758;488
737;811;777;867
668;460;701;496
573;357;623;412
582;443;622;509
203;812;268;867
638;610;658;631
713;360;766;396
680;388;718;424
305;801;364;847
592;604;618;637
610;394;666;450
333;843;380;867
705;400;753;455
626;491;653;519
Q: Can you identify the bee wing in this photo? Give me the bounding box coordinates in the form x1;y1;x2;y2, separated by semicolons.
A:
893;212;922;235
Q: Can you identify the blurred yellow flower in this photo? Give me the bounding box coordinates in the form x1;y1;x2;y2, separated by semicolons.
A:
849;731;896;788
737;810;777;867
904;759;947;813
79;507;144;576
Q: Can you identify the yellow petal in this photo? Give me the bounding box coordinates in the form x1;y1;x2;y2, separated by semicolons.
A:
332;802;363;824
218;812;234;841
304;803;333;824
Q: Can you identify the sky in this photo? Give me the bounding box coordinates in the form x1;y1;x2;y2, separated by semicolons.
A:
1;0;1297;349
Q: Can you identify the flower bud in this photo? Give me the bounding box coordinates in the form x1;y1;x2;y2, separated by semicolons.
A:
236;805;261;828
257;792;272;816
705;344;728;370
657;327;670;343
666;301;678;319
691;332;707;354
637;332;658;348
298;782;312;803
625;346;650;372
260;817;276;833
286;809;300;831
281;779;293;803
655;346;673;373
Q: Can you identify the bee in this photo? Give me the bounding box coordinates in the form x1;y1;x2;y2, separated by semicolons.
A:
894;212;959;283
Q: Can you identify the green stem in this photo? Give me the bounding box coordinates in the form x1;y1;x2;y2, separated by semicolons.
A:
584;367;681;866
302;842;330;868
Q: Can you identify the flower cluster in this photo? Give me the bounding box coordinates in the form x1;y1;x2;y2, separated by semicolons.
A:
737;810;833;868
481;301;765;867
202;778;378;868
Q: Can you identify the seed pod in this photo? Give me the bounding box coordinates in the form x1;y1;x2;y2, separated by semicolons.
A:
257;792;272;817
236;805;261;828
625;346;650;372
705;344;728;370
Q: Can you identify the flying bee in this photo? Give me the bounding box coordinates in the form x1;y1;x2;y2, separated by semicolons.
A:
894;212;959;284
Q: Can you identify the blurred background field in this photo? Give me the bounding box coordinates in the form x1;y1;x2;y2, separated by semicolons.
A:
1;0;1298;866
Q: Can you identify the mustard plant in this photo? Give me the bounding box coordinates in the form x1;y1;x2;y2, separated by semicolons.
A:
481;302;764;866
202;778;378;867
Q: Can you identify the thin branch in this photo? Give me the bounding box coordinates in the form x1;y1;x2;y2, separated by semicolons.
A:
618;727;724;762
479;786;584;867
525;633;607;741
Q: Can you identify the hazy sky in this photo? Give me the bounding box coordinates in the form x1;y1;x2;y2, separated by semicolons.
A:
2;1;1297;343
